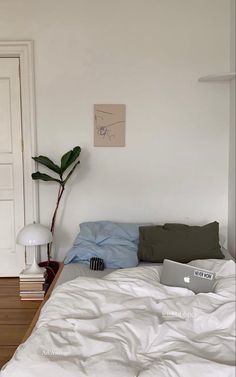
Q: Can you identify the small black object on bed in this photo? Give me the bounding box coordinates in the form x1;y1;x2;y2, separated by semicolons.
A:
90;257;105;271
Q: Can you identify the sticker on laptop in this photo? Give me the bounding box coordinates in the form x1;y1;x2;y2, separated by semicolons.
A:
194;270;214;280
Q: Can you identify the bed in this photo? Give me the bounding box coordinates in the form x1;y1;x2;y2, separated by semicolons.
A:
55;250;233;287
55;261;162;287
0;222;235;377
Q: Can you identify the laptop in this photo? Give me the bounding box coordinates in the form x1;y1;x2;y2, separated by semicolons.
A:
160;259;216;293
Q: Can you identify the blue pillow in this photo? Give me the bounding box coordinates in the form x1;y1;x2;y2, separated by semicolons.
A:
64;221;142;268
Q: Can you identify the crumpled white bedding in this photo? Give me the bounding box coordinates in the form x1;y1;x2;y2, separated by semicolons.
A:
1;259;235;377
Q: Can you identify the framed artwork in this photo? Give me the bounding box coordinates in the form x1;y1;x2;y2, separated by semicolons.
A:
94;104;126;147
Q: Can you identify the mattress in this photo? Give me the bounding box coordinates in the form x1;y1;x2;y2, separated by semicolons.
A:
55;262;161;287
56;248;233;287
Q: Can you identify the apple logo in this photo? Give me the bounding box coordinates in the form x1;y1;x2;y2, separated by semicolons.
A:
184;276;190;283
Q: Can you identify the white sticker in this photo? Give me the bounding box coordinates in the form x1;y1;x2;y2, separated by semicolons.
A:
194;270;213;280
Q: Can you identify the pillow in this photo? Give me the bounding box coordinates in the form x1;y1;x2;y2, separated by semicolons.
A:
138;221;224;263
64;221;142;268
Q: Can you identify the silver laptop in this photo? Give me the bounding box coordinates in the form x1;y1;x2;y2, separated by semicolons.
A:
160;259;216;293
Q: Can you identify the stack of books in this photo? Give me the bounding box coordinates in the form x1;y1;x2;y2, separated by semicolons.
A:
19;269;48;301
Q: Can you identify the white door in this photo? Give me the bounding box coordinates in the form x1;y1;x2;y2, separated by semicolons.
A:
0;58;25;276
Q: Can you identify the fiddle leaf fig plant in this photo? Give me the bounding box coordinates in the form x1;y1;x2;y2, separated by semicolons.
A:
32;146;81;263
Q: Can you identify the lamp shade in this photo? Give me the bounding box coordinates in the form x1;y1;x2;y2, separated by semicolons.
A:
17;223;53;247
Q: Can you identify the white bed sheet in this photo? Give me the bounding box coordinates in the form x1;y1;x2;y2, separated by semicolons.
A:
56;262;162;287
56;247;233;286
1;259;235;377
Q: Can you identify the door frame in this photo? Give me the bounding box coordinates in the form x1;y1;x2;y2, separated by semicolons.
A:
0;41;38;266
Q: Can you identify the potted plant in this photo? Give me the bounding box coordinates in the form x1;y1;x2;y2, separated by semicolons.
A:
31;146;81;280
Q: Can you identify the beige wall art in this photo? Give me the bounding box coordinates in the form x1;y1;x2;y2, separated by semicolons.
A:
94;104;126;147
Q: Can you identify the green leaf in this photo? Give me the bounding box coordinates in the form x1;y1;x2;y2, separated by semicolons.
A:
60;146;81;174
32;172;61;183
63;161;80;185
32;156;61;174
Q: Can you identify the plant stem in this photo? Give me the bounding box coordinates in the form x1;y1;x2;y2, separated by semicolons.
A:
47;184;65;262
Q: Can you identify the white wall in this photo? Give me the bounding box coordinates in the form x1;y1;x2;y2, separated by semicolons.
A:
228;0;235;257
0;0;231;260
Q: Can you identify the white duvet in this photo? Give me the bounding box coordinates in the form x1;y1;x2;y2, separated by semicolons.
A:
1;259;235;377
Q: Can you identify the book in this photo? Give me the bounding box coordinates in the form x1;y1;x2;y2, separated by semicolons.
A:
19;267;46;279
20;294;45;299
20;278;46;282
21;297;44;301
20;283;45;291
20;293;45;297
20;291;45;295
20;296;44;300
19;273;46;279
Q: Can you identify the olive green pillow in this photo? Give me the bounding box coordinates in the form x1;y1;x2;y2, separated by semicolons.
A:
138;221;224;263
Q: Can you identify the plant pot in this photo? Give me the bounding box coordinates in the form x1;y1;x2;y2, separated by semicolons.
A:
39;260;60;286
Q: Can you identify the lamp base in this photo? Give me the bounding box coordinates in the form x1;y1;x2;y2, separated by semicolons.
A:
23;247;46;275
22;265;46;275
23;255;46;275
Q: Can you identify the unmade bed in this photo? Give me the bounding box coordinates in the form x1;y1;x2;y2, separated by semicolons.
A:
1;258;235;377
1;221;235;377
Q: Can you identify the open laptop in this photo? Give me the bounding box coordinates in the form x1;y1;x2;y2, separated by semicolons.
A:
160;259;216;293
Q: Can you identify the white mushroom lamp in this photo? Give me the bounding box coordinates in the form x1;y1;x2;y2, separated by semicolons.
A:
17;223;53;275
